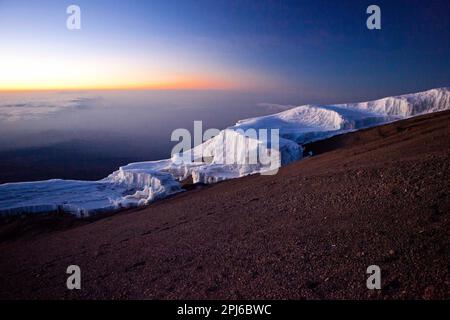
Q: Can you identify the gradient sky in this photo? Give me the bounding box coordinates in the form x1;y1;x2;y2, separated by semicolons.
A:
0;0;449;100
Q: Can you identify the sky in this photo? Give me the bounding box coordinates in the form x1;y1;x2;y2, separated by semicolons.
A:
0;0;449;101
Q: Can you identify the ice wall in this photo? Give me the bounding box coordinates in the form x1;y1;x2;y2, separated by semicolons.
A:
0;87;448;217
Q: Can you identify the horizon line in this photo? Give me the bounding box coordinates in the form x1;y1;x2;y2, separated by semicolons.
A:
0;87;241;93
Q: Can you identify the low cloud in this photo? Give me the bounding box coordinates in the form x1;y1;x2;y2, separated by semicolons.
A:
0;94;99;121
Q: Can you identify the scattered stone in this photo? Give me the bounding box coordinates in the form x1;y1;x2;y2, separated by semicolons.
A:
422;285;435;299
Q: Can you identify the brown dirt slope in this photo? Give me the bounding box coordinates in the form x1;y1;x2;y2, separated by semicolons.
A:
0;110;449;299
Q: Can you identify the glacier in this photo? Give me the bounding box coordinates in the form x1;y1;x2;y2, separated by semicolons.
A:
0;87;449;217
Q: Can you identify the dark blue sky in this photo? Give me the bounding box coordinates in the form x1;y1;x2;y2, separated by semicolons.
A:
0;0;449;102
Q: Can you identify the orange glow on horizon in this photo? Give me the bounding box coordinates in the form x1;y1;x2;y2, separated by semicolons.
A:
0;76;235;92
0;45;275;93
0;51;241;92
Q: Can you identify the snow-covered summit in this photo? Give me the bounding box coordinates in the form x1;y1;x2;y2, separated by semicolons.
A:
235;87;450;143
339;87;450;117
0;87;449;216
